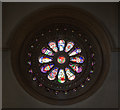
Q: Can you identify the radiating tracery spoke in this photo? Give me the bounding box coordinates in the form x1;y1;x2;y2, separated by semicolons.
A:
48;67;58;80
41;64;54;73
41;48;54;56
68;48;81;56
69;63;82;73
58;69;66;83
58;40;65;51
65;68;75;80
65;41;74;52
38;56;53;63
70;56;84;63
48;41;58;52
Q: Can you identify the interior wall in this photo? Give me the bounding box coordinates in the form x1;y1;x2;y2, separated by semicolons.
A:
2;2;118;108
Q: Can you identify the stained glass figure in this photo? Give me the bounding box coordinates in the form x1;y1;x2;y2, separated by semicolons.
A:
69;48;81;56
70;56;84;63
58;69;65;83
65;68;75;80
41;48;54;56
69;64;82;73
48;41;58;52
58;40;65;51
48;67;58;80
38;56;52;63
41;64;54;73
65;42;74;52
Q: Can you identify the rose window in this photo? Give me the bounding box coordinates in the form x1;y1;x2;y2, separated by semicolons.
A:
38;40;85;83
18;23;102;101
11;13;110;105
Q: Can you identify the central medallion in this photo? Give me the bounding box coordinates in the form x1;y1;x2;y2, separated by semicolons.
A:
57;56;66;64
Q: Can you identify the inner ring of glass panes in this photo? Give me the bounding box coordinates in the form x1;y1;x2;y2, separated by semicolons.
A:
38;40;84;83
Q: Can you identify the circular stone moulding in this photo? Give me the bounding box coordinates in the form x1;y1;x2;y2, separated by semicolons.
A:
10;5;111;105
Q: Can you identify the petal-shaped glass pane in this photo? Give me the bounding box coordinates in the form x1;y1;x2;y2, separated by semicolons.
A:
65;42;74;52
48;41;58;52
41;48;54;56
68;48;81;56
58;69;65;83
48;67;58;80
58;40;65;51
69;64;82;73
38;56;52;63
65;68;75;80
41;64;54;73
70;56;85;63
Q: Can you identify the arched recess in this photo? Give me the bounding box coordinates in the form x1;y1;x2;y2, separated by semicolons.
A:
10;5;111;105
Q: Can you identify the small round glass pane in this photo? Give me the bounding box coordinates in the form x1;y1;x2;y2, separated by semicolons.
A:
57;56;66;64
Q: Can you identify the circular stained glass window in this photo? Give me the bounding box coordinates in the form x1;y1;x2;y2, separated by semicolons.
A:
19;23;102;100
39;39;83;83
11;6;110;105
